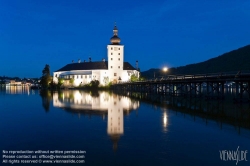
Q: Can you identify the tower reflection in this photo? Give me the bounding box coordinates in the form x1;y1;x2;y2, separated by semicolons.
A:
52;90;140;151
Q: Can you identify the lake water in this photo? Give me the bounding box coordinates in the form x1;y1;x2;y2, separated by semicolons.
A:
1;86;250;166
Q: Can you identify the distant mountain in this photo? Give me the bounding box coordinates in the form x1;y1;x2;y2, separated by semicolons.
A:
141;44;250;78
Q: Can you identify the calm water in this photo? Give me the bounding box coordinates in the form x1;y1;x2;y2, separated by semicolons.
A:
1;86;250;166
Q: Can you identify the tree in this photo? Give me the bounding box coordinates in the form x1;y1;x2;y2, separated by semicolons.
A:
90;80;100;87
58;78;64;87
139;76;146;81
130;74;138;82
40;64;52;89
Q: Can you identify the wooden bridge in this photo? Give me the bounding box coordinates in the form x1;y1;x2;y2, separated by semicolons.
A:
111;71;250;102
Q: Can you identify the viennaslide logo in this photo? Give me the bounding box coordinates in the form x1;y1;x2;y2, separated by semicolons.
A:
219;146;248;165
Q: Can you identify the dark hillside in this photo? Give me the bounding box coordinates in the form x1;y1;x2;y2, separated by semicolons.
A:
141;44;250;78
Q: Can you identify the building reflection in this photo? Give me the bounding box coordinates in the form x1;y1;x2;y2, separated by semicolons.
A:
52;90;140;151
5;86;30;95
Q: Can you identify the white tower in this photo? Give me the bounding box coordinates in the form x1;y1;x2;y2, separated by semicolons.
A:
107;24;124;83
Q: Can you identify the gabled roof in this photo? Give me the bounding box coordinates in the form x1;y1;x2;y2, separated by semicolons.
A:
56;61;136;72
56;61;108;72
123;62;136;70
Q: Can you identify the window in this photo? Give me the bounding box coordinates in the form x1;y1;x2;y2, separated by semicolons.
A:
89;75;91;78
114;47;117;51
85;75;87;79
81;75;83;78
118;53;120;55
111;53;113;55
118;58;120;61
118;48;120;50
77;75;78;79
111;58;113;60
118;66;120;69
111;47;113;50
55;74;57;77
111;66;113;68
114;73;117;76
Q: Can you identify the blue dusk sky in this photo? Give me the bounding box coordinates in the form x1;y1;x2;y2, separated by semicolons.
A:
0;0;250;78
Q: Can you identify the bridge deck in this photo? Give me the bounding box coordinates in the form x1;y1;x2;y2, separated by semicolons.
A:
112;71;250;102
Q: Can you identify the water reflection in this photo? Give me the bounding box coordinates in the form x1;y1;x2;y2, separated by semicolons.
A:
120;91;250;134
38;89;250;152
40;91;53;112
5;86;30;95
42;90;140;151
163;112;168;127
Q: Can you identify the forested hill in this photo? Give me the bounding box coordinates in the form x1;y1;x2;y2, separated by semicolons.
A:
141;44;250;78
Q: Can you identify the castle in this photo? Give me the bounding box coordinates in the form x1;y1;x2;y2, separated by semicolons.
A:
53;24;139;87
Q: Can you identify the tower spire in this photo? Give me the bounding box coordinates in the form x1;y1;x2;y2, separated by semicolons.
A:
110;22;120;44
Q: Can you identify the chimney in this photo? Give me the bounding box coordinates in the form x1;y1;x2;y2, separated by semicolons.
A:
78;59;81;63
136;60;138;70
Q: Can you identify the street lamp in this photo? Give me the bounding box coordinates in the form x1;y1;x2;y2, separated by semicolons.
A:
163;67;168;79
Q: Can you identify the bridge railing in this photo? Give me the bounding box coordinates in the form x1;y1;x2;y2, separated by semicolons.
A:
115;70;250;84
